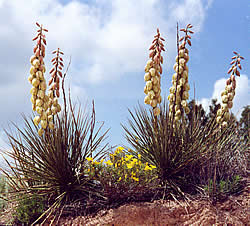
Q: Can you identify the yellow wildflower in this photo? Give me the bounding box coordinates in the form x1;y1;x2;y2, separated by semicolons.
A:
127;162;135;169
132;176;139;182
105;160;113;166
138;154;141;159
125;154;133;161
116;146;125;152
86;157;93;162
150;164;156;169
118;177;122;182
144;165;152;171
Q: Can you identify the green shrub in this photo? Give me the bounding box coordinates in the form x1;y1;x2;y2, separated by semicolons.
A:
204;175;244;201
0;175;8;211
14;193;46;225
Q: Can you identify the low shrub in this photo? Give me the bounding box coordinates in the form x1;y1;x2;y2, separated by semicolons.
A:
85;147;160;207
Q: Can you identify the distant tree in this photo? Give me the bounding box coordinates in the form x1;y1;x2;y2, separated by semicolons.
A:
186;99;208;126
239;105;250;140
208;98;221;119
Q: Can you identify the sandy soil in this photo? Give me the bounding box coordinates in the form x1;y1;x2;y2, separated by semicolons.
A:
1;184;249;226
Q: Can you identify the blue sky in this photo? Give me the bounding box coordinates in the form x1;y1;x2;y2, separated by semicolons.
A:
0;0;249;155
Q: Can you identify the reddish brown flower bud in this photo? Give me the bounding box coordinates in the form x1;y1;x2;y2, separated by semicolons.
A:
227;68;233;74
56;89;60;98
226;78;231;85
48;77;53;86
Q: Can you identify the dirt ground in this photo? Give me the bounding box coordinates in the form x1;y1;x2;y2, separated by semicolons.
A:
1;185;249;226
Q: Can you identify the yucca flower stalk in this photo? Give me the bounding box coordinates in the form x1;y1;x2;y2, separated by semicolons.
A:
28;22;50;136
144;28;165;117
216;51;244;127
45;48;64;129
168;24;193;122
28;23;64;136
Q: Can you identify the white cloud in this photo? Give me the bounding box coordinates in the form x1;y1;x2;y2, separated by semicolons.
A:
199;74;250;118
0;0;212;84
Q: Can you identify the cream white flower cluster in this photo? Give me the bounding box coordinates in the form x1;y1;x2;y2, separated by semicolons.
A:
28;23;61;136
216;76;235;127
216;52;244;128
144;60;162;116
144;29;165;117
168;42;191;121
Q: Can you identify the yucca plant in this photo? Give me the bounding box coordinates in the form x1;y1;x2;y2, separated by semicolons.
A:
122;101;223;199
0;99;109;224
0;22;110;225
